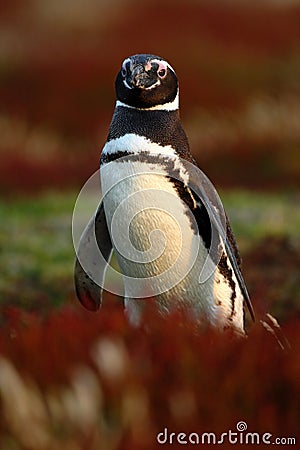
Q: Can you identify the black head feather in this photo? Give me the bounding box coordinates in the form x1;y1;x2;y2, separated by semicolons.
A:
115;54;178;109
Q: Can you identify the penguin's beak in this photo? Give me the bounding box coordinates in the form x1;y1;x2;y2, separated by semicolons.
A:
130;64;154;89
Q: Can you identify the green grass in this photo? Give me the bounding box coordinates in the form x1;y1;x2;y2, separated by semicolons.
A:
222;190;300;250
0;192;77;311
0;189;299;312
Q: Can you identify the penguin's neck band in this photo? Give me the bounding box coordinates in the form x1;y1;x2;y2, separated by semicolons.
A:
116;92;179;112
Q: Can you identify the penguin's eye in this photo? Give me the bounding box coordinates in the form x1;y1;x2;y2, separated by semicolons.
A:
157;68;167;78
121;65;127;77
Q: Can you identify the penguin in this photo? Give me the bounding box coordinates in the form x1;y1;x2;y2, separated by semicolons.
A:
74;53;255;334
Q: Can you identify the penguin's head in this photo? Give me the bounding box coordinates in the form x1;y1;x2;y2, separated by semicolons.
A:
115;54;178;109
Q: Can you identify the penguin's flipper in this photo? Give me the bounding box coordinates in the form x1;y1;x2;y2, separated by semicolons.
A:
74;201;113;311
187;167;255;322
224;216;255;322
223;221;255;322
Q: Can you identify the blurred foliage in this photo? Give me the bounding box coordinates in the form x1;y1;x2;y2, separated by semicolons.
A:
0;193;76;313
0;305;299;449
0;0;300;192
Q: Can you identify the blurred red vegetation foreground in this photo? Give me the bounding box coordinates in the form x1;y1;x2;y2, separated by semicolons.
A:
0;304;299;449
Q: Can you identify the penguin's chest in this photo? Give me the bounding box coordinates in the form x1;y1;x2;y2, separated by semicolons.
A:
100;156;201;286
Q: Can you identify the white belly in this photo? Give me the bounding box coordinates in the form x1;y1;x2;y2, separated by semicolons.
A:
100;134;245;333
100;157;220;323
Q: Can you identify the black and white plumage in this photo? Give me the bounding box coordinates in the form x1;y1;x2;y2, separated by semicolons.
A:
75;54;255;334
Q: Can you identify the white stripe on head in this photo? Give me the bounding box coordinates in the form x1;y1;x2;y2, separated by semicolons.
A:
121;56;176;92
121;57;132;69
121;56;176;77
149;58;176;75
123;79;132;90
121;56;175;70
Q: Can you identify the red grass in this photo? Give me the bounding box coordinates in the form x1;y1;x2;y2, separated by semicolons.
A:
1;1;300;192
0;302;299;448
